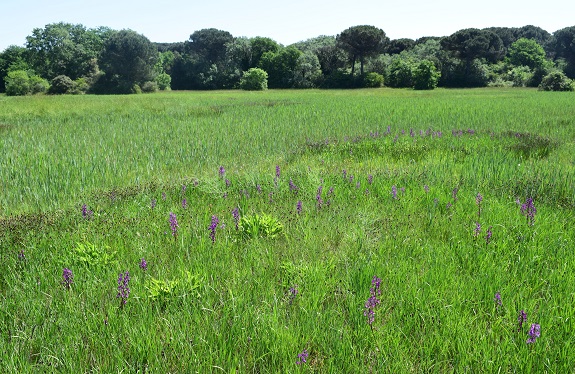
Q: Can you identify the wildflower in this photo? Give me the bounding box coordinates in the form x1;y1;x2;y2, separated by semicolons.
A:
400;187;405;194
476;193;483;206
371;275;382;296
518;310;528;331
275;165;281;179
368;174;373;185
452;187;459;201
161;192;166;200
364;276;382;326
62;268;73;289
526;323;540;344
150;199;157;209
288;286;298;304
520;198;536;226
296;200;302;214
81;204;93;219
232;207;240;230
18;249;26;261
296;349;309;365
494;292;502;307
364;296;380;325
225;179;231;188
181;184;187;194
117;271;130;306
289;179;298;194
342;169;347;179
391;185;398;199
139;258;148;271
474;222;481;237
256;184;262;194
424;185;430;193
182;198;187;209
209;215;219;243
316;186;323;208
169;212;179;238
219;166;225;178
485;226;493;244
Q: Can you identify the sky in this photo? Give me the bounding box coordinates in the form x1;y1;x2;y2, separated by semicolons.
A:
1;0;574;51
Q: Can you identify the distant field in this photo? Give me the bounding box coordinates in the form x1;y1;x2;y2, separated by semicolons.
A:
1;88;574;215
1;88;575;372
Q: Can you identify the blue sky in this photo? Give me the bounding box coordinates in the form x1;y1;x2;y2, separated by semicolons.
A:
1;0;574;51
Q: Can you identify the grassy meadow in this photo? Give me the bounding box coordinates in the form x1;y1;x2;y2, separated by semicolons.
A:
1;88;575;372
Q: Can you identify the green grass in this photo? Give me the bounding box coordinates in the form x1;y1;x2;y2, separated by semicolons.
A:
1;88;575;372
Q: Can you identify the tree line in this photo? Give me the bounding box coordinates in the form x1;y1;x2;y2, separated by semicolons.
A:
1;22;574;95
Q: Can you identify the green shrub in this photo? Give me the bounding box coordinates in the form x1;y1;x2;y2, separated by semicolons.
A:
4;70;31;96
132;84;142;94
155;73;171;90
141;81;159;93
505;66;533;87
73;78;90;94
359;72;384;88
49;75;75;94
386;58;414;88
319;70;355;88
239;68;268;90
538;71;574;91
413;60;441;90
29;75;49;94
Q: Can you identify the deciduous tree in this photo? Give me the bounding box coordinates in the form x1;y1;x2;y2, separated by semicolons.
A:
0;45;30;92
25;23;110;80
508;38;548;70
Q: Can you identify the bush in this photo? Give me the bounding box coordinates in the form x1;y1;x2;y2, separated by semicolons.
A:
155;73;171;90
5;70;31;96
49;75;75;94
141;81;159;93
239;68;268;90
318;70;355;89
386;58;414;88
538;71;574;91
505;66;533;87
413;60;441;90
359;72;384;88
29;75;49;94
73;78;90;94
